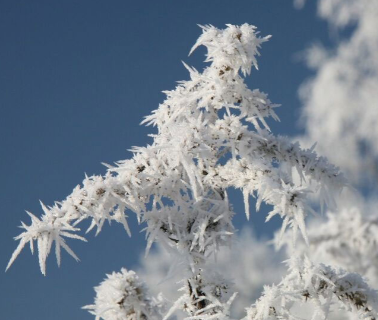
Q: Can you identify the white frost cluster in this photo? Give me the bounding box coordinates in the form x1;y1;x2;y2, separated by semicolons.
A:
189;24;270;76
84;268;165;320
6;204;87;275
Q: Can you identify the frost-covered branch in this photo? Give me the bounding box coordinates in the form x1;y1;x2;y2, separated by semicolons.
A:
138;229;286;320
246;257;378;320
9;22;351;320
278;205;378;287
6;172;140;274
164;269;236;320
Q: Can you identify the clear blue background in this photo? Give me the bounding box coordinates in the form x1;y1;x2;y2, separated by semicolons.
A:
1;1;330;319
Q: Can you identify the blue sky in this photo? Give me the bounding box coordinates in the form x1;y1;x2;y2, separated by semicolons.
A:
1;1;331;319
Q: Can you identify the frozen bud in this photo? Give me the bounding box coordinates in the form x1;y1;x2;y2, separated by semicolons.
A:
84;268;165;320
